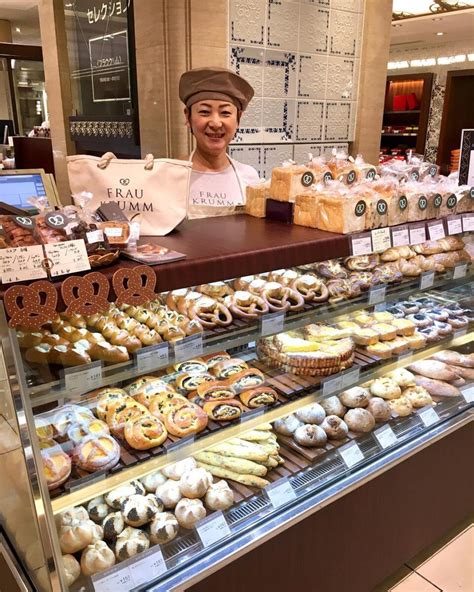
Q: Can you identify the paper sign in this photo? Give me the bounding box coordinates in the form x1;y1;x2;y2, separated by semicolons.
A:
371;227;391;253
419;406;439;427
374;425;397;449
453;263;468;279
420;271;435;290
0;245;47;283
369;285;386;305
446;215;463;235
93;567;133;592
173;333;203;362
322;374;343;396
339;442;364;468
265;477;297;508
103;227;123;237
260;312;285;337
128;547;167;587
44;239;91;277
409;223;426;245
461;386;474;403
86;229;104;244
462;213;474;232
64;361;102;394
341;366;360;389
196;511;231;548
351;233;373;257
427;220;445;241
135;342;169;373
391;225;409;247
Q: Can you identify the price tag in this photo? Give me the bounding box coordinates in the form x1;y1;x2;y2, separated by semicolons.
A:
351;232;372;256
446;215;463;235
453;263;468;279
391;225;409;247
374;425;397;449
92;566;133;592
173;333;203;362
86;229;104;244
371;227;391;253
374;302;387;312
103;226;123;237
409;223;426;245
461;386;474;403
341;366;360;389
44;239;91;277
196;511;231;548
462;213;474;232
419;406;439;427
420;271;435;290
265;477;297;508
128;546;167;587
0;245;48;283
64;361;102;394
322;374;343;396
427;220;445;241
260;312;285;337
135;342;169;373
339;441;364;469
369;285;386;305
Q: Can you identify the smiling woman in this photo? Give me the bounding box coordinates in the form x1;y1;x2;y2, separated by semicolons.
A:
179;67;260;219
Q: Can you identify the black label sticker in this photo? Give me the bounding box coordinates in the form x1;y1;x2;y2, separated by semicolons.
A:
354;200;366;217
45;211;69;229
447;194;457;209
366;168;376;180
429;165;437;177
470;187;474;199
418;196;428;211
301;171;315;187
347;170;357;184
12;215;35;229
433;194;442;208
398;195;408;211
376;199;388;215
411;170;420;181
323;171;333;183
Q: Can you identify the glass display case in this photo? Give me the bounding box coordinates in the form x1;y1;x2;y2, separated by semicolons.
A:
0;227;472;592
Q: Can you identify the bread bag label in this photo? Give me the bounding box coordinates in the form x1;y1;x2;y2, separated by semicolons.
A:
433;194;442;209
398;195;408;211
347;170;357;184
366;168;376;180
12;215;35;229
446;194;457;210
418;196;428;211
376;199;388;215
301;171;314;187
45;212;69;229
323;171;333;183
354;200;366;217
428;164;437;177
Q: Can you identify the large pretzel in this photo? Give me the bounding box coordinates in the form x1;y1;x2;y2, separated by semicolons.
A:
289;275;329;303
62;272;110;316
188;295;233;329
224;291;269;319
4;280;58;329
113;265;156;306
261;282;305;312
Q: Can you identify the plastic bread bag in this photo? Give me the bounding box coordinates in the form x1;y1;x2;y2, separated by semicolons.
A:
29;197;69;244
354;154;378;182
427;176;458;217
65;195;111;254
269;160;314;202
327;149;358;186
307;155;334;184
350;183;380;229
371;176;408;226
245;178;270;218
293;187;320;229
403;180;429;222
379;158;412;182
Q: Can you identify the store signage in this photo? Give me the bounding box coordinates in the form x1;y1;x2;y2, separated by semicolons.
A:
453;263;468;279
391;224;409;247
374;425;397;449
458;129;474;185
418;406;439;427
339;442;364;469
173;333;203;362
446;215;463;235
420;271;435;290
0;245;47;283
427;220;445;241
64;361;103;394
135;343;169;373
322;374;343;396
196;511;231;548
260;312;285;337
351;232;372;257
90;30;131;102
368;285;386;305
371;227;391;253
265;477;297;508
44;239;91;277
409;223;426;245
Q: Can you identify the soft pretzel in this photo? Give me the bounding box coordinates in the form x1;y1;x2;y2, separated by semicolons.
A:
233;275;258;291
344;254;379;271
289;275;329;302
261;282;305;312
224;291;269;319
188;296;233;329
196;282;234;299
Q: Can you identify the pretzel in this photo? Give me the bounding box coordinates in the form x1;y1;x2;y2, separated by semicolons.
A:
113;265;156;306
224;291;269;319
4;280;58;329
188;295;233;329
62;272;110;317
261;282;305;312
289;275;329;303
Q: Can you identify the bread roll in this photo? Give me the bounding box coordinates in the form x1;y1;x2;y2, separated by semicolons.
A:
320;416;349;440
162;457;197;480
294;424;327;447
140;471;167;493
294;403;325;424
121;494;161;527
149;512;179;545
369;378;401;400
385;368;415;388
366;397;391;422
344;408;375;432
339;386;370;408
402;386;433;408
273;415;303;436
204;480;234;511
389;395;413;417
80;540;115;576
179;468;212;499
320;396;346;417
175;498;206;529
431;350;474;368
62;554;80;587
156;480;183;509
115;527;150;561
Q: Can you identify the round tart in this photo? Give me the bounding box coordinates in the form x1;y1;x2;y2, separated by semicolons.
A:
41;444;71;490
73;434;120;472
124;416;168;450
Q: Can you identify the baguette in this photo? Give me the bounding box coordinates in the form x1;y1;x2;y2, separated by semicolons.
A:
414;376;461;398
240;430;274;441
231;438;278;454
408;360;461;382
447;365;474;380
211;442;268;462
196;461;270;488
255;423;273;431
194;451;268;476
260;456;279;468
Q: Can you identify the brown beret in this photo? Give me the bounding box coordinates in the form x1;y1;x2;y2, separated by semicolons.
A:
179;67;254;111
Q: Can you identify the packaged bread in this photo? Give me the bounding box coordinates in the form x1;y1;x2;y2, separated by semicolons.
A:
269;164;315;202
308;156;334;184
293;192;319;229
314;182;371;234
455;187;474;214
404;182;428;222
327;151;358;186
245;180;269;218
353;154;378;182
361;184;389;229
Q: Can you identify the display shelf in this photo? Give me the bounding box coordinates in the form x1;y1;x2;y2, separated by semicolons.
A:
381;133;418;137
384;110;420;115
49;329;473;515
20;268;473;408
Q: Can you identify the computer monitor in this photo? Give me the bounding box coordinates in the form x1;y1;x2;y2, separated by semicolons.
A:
0;169;50;211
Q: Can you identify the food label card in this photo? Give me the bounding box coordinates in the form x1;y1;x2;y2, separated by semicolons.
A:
371;227;391;253
128;546;167;587
351;232;373;257
196;511;231;548
260;311;285;337
339;442;364;469
409;223;426;245
427;220;445;241
44;239;91;277
173;333;203;362
341;366;361;389
265;477;297;508
418;406;439;427
135;342;169;373
462;213;474;232
420;271;435;290
374;425;397;449
92;566;134;592
453;263;468;280
461;386;474;403
391;225;409;247
369;285;386;305
64;361;103;395
446;215;463;236
322;374;343;396
0;245;48;283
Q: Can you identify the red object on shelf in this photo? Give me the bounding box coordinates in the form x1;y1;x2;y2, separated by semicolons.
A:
393;95;408;111
406;92;420;110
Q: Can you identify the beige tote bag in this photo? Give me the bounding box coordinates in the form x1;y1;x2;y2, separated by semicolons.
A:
67;152;192;235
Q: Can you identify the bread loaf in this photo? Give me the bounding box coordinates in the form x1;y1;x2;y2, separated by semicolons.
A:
408;360;460;382
245;181;269;218
270;165;315;202
294;193;319;228
317;193;371;234
413;376;461;397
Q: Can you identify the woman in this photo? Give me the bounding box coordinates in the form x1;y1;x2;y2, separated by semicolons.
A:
179;67;260;219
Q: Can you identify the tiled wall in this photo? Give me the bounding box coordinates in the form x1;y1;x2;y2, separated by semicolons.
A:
228;0;365;177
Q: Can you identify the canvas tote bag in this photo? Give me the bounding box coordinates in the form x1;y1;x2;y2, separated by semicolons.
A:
67;152;192;235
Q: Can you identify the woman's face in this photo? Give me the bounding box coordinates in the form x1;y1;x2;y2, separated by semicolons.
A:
185;100;239;156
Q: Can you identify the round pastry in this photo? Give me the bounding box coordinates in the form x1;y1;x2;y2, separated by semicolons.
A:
426;308;449;322
163;402;209;437
67;419;110;445
149;393;189;419
41;445;71;490
62;554;81;587
140;470;167;493
104;480;146;509
398;301;419;315
319;396;346;418
447;313;469;328
402;386;433;409
107;401;149;438
156;479;183;509
273;415;303;436
406;313;432;329
294;424;327;447
149;512;179;545
53;405;95;438
418;326;440;343
115;527;150;562
385;368;415;388
81;540;115;576
433;320;452;335
59;519;103;554
175;498;207;529
320;415;349;440
95;389;130;421
162;457;197;480
87;497;109;523
204;480;234;511
339;386;370;408
294;403;325;424
388;395;413;417
124;415;168;450
102;511;125;540
56;507;89;529
121;494;162;527
366;397;391;422
369;378;401;400
179;468;213;499
73;434;121;473
344;408;375;433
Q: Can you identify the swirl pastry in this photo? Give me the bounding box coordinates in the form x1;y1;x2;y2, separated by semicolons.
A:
290;275;329;302
95;388;130;421
344;254;379;271
196;382;235;402
127;376;169;398
212;358;248;379
124;416;168;450
188;295;233;329
81;540;115;576
203;399;244;421
115;527;150;562
224;291;269;319
149;512;179;544
163;402;209;436
228;368;265;393
372;264;403;284
149;393;189;419
73;434;121;472
315;259;348;279
239;386;277;408
261;282;305;312
201;351;231;368
176;372;215;393
107;402;148;438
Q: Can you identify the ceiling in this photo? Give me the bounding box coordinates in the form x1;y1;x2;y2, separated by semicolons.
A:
0;1;41;46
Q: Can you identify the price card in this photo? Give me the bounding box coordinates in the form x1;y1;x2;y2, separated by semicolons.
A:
64;361;102;394
446;215;463;236
351;232;373;257
453;263;468;279
461;386;474;403
419;406;439;427
371;227;391;253
103;226;123;238
409;223;426;245
92;566;133;592
341;366;360;389
196;511;231;548
0;245;47;283
265;477;297;509
86;229;104;244
135;342;169;373
260;311;285;337
427;220;445;241
173;333;203;362
369;285;386;305
374;302;387;312
391;225;409;247
322;374;343;396
462;213;474;232
128;546;167;587
339;441;364;469
44;239;91;277
420;271;435;290
374;425;397;449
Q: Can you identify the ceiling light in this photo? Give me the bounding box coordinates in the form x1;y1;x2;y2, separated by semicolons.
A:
436;31;444;35
15;27;20;33
468;54;474;61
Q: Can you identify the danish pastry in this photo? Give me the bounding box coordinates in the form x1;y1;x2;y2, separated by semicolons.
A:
80;540;115;576
67;419;109;445
163;402;209;436
174;498;206;529
239;386;278;408
124;416;168;450
73;434;120;472
115;527;150;561
203;399;244;421
149;512;179;544
53;404;95;438
41;445;71;490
